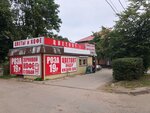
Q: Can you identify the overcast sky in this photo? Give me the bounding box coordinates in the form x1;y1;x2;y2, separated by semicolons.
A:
55;0;128;42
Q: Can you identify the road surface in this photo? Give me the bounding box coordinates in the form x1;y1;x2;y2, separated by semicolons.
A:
0;69;150;113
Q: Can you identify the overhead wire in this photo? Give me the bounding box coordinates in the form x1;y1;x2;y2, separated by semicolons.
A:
108;0;119;13
118;0;126;10
105;0;118;15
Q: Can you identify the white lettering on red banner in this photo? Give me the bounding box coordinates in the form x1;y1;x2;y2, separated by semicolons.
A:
13;37;87;50
10;57;22;74
22;56;41;75
61;56;77;73
10;56;41;76
45;55;61;75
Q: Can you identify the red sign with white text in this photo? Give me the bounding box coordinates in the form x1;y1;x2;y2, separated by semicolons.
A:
45;55;61;75
13;37;86;49
10;57;23;74
61;56;77;73
22;56;41;76
44;38;85;49
10;56;41;76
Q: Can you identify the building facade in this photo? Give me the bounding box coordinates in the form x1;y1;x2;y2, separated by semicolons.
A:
9;37;96;80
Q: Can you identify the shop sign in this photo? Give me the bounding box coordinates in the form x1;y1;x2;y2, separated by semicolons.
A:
10;55;41;76
45;55;61;75
10;57;23;74
13;37;44;48
64;47;90;55
61;56;77;73
84;43;96;55
13;37;86;50
22;56;41;75
44;38;85;49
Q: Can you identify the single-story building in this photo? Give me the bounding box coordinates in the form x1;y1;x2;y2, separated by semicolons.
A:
8;37;96;80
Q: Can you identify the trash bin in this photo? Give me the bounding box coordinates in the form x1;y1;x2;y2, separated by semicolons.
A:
86;66;93;74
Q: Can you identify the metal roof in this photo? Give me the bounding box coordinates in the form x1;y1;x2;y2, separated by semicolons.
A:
75;35;94;43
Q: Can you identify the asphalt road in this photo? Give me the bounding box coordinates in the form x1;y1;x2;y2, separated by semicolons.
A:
0;69;150;113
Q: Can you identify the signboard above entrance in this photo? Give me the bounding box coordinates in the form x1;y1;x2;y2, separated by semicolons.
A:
13;37;44;48
13;37;85;50
13;37;96;56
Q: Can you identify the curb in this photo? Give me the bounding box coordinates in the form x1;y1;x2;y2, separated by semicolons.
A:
112;88;150;96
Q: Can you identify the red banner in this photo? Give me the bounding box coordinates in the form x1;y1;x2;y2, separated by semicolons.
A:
10;56;41;76
45;55;61;75
44;38;85;49
10;57;23;74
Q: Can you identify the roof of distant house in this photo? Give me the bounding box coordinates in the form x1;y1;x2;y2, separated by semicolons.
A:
76;35;94;43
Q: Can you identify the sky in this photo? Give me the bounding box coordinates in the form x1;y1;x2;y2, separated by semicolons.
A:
55;0;128;42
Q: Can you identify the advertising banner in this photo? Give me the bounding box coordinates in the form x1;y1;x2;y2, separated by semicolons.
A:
10;55;41;76
45;55;61;75
22;56;41;76
10;57;23;75
61;56;77;73
13;37;44;48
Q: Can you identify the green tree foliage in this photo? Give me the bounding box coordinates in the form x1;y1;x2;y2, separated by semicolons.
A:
92;26;112;59
109;0;150;70
112;58;144;80
52;34;69;42
0;0;63;63
0;0;13;63
10;0;62;40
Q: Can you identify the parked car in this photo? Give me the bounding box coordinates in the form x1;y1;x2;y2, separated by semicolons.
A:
96;65;102;71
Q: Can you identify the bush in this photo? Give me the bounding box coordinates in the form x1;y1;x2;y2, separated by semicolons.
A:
2;61;10;75
112;58;144;81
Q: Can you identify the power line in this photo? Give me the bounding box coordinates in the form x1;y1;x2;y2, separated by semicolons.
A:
105;0;118;14
118;0;126;10
108;0;119;13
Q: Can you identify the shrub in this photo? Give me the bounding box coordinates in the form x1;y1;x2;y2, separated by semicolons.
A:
2;61;10;75
112;58;144;81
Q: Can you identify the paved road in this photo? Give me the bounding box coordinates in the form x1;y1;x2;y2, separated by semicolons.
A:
0;69;150;113
43;69;113;90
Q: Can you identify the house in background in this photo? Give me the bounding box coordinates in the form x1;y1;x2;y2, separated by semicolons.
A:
75;35;94;44
76;35;110;67
75;35;96;69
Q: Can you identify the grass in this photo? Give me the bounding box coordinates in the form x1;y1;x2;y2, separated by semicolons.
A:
0;75;17;79
111;74;150;89
34;78;43;81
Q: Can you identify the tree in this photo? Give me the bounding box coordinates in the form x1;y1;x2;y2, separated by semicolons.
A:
108;0;150;70
0;0;13;63
52;34;69;42
92;26;112;60
10;0;62;40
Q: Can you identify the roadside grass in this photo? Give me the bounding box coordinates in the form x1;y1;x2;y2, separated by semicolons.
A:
34;78;43;81
103;74;150;92
0;75;17;79
115;74;150;89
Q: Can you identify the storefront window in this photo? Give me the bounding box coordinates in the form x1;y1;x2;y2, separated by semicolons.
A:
79;57;87;66
79;59;82;65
